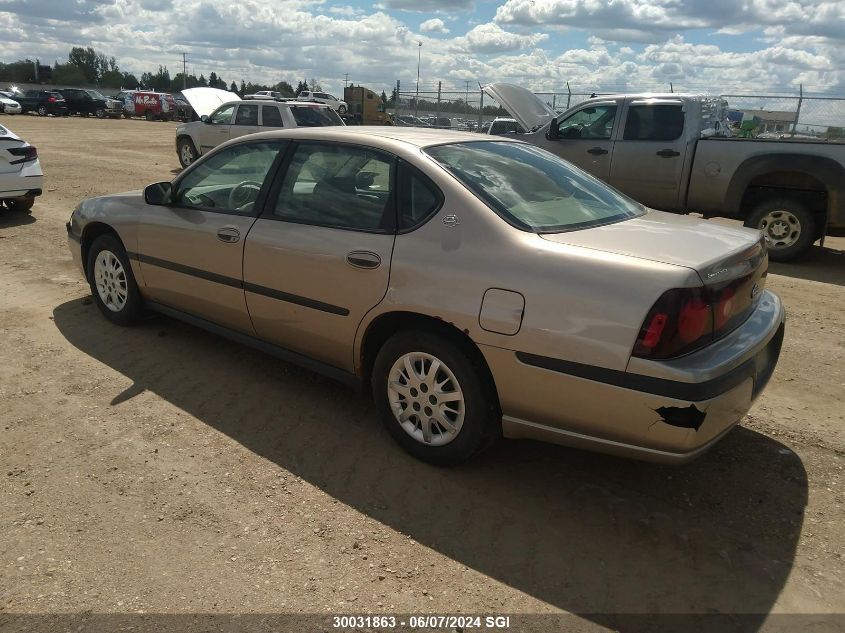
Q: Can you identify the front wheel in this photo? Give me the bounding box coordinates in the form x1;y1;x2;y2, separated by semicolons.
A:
177;138;198;168
95;108;106;119
86;234;144;326
372;331;500;465
745;198;816;262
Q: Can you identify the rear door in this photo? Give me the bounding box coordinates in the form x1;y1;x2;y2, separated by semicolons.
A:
542;101;620;180
243;141;396;370
229;104;259;140
608;99;689;211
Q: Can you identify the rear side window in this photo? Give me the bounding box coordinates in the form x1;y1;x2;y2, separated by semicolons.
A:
623;105;685;141
261;106;284;127
398;162;442;231
235;104;258;126
290;105;343;127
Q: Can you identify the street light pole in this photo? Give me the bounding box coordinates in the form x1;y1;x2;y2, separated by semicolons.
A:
415;41;422;118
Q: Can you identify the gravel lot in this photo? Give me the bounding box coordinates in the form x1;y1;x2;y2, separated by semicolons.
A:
1;115;844;631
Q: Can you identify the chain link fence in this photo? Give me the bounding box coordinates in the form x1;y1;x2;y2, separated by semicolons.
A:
390;79;844;140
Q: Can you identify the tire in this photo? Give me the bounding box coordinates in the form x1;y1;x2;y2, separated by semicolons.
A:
95;108;106;119
5;198;34;213
744;198;816;262
177;138;198;168
123;112;131;119
37;105;47;117
338;105;347;115
85;234;144;326
372;330;500;465
145;110;154;121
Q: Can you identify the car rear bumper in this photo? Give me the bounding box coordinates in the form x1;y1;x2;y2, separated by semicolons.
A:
482;290;785;463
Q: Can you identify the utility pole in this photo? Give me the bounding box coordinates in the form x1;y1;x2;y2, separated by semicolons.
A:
414;41;422;118
344;73;349;87
181;52;187;89
464;80;470;117
669;81;674;93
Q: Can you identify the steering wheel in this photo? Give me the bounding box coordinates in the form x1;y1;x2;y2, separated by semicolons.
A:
228;180;263;210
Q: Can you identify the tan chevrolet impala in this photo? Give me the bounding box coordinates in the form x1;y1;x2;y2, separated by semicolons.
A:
67;127;784;465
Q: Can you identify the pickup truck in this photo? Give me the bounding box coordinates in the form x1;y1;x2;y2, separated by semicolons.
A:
484;83;845;261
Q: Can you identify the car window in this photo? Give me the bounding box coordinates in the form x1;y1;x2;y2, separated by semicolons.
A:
175;142;284;215
623;104;685;141
300;92;310;98
261;105;284;127
210;104;235;125
272;143;394;232
426;141;643;233
398;162;442;231
557;105;617;140
234;104;258;126
290;105;343;127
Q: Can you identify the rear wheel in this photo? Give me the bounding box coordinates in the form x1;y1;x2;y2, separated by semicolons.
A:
5;198;34;213
372;331;500;465
86;234;143;326
145;110;154;121
177;138;198;168
745;198;816;262
37;105;47;116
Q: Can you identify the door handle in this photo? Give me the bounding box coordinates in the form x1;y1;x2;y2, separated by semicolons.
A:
217;227;240;243
657;149;681;157
346;251;381;269
587;147;608;155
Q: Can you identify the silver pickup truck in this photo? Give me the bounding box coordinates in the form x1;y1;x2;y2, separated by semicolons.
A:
484;83;845;261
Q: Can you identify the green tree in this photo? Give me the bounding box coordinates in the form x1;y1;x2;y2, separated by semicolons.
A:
52;62;87;85
229;81;238;93
0;59;38;83
275;81;295;97
67;46;100;83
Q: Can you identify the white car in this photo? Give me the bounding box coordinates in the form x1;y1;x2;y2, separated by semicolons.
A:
297;90;348;115
244;90;286;101
0;123;43;213
0;91;22;115
175;95;344;167
486;117;525;135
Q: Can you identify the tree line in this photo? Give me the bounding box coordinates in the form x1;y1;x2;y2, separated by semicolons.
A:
0;47;304;97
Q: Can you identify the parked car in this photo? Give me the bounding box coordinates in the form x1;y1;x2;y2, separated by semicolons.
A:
0;92;22;115
394;115;430;127
173;97;193;122
16;90;68;116
1;122;43;213
297;91;348;115
57;88;122;118
484;83;845;261
244;90;286;101
486;117;525;135
174;99;343;167
67;127;783;466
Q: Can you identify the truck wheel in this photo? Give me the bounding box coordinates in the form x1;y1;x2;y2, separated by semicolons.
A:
95;108;106;119
177;138;198;168
745;198;816;262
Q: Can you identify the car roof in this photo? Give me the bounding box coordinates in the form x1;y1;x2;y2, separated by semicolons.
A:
222;99;327;107
239;126;515;150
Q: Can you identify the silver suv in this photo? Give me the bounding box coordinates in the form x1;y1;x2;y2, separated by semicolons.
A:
175;100;343;167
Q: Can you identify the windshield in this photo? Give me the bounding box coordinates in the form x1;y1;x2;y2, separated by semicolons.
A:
290;105;343;127
86;90;107;99
425;141;643;233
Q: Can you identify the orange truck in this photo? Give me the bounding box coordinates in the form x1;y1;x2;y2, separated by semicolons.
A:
343;86;392;125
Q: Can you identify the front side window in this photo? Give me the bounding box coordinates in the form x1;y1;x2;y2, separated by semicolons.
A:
557;105;617;139
290;105;343;127
210;104;235;125
426;141;643;233
261;105;284;127
623;104;685;141
273;143;394;232
234;104;258;126
175;142;283;215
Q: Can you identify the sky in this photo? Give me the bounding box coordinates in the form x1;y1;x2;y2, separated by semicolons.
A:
1;0;843;99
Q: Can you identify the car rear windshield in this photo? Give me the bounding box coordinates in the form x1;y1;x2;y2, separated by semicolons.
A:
290;105;342;127
425;141;643;233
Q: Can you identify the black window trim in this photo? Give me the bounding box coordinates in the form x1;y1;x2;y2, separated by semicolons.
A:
258;139;399;235
260;104;285;128
233;103;259;126
167;139;290;218
396;158;444;235
622;102;686;142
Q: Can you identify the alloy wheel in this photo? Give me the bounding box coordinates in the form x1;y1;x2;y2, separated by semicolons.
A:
93;250;128;312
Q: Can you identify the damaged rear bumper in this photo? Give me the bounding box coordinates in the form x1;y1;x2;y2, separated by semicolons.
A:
482;290;785;464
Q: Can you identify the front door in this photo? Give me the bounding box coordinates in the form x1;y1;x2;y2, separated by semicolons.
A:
540;102;620;180
243;141;396;371
197;103;235;154
137;140;286;333
608;101;689;211
229;103;259;140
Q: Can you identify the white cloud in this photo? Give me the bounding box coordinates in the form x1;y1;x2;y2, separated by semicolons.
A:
452;23;548;54
375;0;472;11
420;18;449;34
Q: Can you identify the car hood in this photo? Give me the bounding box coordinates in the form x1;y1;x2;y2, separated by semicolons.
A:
539;210;763;274
482;83;555;133
1;96;20;105
181;87;239;117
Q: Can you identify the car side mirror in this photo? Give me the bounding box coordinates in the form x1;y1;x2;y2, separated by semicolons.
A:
546;120;559;140
144;182;173;206
201;115;211;124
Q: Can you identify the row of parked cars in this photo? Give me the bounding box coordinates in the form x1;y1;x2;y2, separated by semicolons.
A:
0;87;193;121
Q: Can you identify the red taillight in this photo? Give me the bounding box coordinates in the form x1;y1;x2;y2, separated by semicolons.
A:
713;286;736;330
48;96;57;103
633;287;713;359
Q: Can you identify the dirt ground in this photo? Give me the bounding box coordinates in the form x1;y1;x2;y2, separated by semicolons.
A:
1;115;843;631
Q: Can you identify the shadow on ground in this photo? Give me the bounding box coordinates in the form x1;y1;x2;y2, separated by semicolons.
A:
0;211;36;228
53;298;808;632
770;244;845;287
